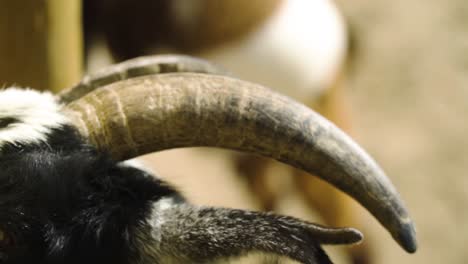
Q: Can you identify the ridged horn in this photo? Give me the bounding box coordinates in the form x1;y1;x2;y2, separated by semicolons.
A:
58;54;228;104
62;73;417;253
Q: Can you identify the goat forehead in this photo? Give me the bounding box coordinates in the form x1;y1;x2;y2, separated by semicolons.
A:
0;87;69;148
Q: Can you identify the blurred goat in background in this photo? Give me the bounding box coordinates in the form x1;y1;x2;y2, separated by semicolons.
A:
83;0;369;263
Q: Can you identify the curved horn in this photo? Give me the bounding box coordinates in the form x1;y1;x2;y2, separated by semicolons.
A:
63;73;417;253
58;54;228;104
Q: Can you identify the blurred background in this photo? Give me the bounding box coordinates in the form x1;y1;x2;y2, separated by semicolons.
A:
1;0;467;263
140;1;468;263
334;1;468;263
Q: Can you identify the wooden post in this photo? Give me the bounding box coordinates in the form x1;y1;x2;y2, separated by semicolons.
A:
0;0;82;92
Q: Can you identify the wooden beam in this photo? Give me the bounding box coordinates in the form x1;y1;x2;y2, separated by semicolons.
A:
0;0;83;92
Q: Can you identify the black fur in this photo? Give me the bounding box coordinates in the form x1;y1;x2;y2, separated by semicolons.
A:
0;125;179;264
0;125;343;264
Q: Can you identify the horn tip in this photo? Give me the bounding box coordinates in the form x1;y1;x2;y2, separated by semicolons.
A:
346;228;364;244
396;220;418;253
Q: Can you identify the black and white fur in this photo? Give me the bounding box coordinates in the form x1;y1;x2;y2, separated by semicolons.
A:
0;87;347;263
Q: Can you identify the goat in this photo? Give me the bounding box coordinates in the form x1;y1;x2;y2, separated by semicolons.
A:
0;55;416;263
83;0;367;263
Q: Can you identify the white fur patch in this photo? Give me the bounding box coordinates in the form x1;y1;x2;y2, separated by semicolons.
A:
148;197;179;243
0;87;69;149
201;0;347;101
121;158;152;172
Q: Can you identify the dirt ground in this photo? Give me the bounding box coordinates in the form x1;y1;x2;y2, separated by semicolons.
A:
90;1;467;263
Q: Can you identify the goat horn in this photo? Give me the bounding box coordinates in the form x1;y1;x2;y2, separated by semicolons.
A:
62;73;417;253
58;54;228;104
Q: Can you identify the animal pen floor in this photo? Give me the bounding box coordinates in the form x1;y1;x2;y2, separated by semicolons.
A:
90;1;467;263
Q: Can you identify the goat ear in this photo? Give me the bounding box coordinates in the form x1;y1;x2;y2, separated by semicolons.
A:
154;205;362;264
